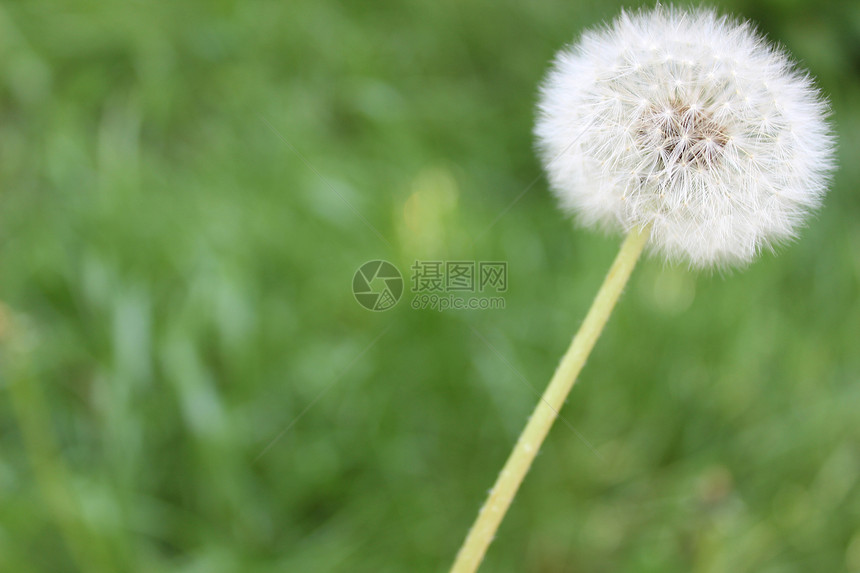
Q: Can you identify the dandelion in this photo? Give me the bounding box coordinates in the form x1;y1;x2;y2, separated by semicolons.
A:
536;6;834;268
451;7;835;572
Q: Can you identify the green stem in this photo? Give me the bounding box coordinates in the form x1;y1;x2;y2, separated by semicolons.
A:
450;227;650;573
2;305;115;572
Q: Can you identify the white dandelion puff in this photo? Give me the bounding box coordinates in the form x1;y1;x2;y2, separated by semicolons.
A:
535;6;836;267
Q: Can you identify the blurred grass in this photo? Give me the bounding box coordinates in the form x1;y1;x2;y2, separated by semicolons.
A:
1;0;859;571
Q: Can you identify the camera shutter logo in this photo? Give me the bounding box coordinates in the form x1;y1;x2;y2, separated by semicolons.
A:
352;260;403;311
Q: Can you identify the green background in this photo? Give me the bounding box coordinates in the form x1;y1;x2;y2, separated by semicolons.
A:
1;0;859;571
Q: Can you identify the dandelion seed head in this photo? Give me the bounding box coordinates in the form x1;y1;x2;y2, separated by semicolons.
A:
535;6;835;267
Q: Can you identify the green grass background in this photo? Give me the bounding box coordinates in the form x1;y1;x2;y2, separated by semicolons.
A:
1;0;859;571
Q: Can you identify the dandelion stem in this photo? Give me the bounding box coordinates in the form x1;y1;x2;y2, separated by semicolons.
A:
450;226;650;573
